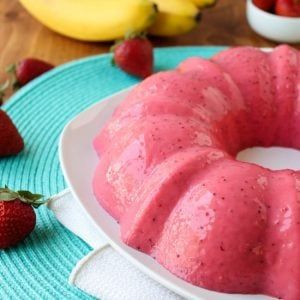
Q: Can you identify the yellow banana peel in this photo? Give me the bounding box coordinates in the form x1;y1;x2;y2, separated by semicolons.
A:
19;0;157;41
149;0;201;37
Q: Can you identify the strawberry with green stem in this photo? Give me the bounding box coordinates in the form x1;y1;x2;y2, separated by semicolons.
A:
6;58;54;90
0;58;54;103
112;32;153;79
0;186;47;249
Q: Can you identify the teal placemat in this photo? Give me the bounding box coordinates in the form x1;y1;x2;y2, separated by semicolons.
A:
0;46;225;299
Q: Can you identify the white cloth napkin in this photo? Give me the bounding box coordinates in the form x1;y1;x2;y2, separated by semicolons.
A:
47;189;183;300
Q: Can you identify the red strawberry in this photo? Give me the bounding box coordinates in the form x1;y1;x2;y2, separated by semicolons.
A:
113;35;153;79
7;58;54;88
253;0;275;11
275;0;300;16
0;186;46;249
0;110;24;157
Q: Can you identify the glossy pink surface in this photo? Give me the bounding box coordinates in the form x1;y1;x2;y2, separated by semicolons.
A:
93;45;300;300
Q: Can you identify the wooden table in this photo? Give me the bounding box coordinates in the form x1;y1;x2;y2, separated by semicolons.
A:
0;0;299;99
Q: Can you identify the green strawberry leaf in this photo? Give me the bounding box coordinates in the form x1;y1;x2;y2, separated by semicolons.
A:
5;64;16;74
0;187;18;200
124;30;147;40
0;192;19;201
18;190;43;201
0;80;10;92
0;186;47;208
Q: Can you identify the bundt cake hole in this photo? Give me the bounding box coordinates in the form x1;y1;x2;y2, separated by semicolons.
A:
237;146;300;171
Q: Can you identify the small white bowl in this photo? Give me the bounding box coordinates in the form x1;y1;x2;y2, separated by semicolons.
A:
247;0;300;43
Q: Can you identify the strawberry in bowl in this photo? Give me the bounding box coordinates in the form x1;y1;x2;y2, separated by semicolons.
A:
252;0;275;11
275;0;300;17
247;0;300;43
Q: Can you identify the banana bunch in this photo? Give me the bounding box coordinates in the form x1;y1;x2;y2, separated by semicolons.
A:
19;0;217;41
190;0;217;9
19;0;157;41
148;0;201;37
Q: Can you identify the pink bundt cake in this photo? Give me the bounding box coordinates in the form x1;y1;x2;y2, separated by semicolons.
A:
93;45;300;300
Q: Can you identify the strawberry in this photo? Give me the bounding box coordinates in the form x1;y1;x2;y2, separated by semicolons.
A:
0;110;24;157
7;58;54;89
275;0;300;16
253;0;275;11
0;186;47;249
112;34;153;79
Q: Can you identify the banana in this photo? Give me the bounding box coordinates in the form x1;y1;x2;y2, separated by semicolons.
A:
19;0;157;41
148;0;201;37
189;0;217;9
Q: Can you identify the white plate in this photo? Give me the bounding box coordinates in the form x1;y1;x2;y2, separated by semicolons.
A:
58;85;293;300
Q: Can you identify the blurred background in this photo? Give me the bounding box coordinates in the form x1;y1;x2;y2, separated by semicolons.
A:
1;0;300;85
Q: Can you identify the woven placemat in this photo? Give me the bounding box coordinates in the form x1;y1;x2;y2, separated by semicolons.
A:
0;46;224;299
